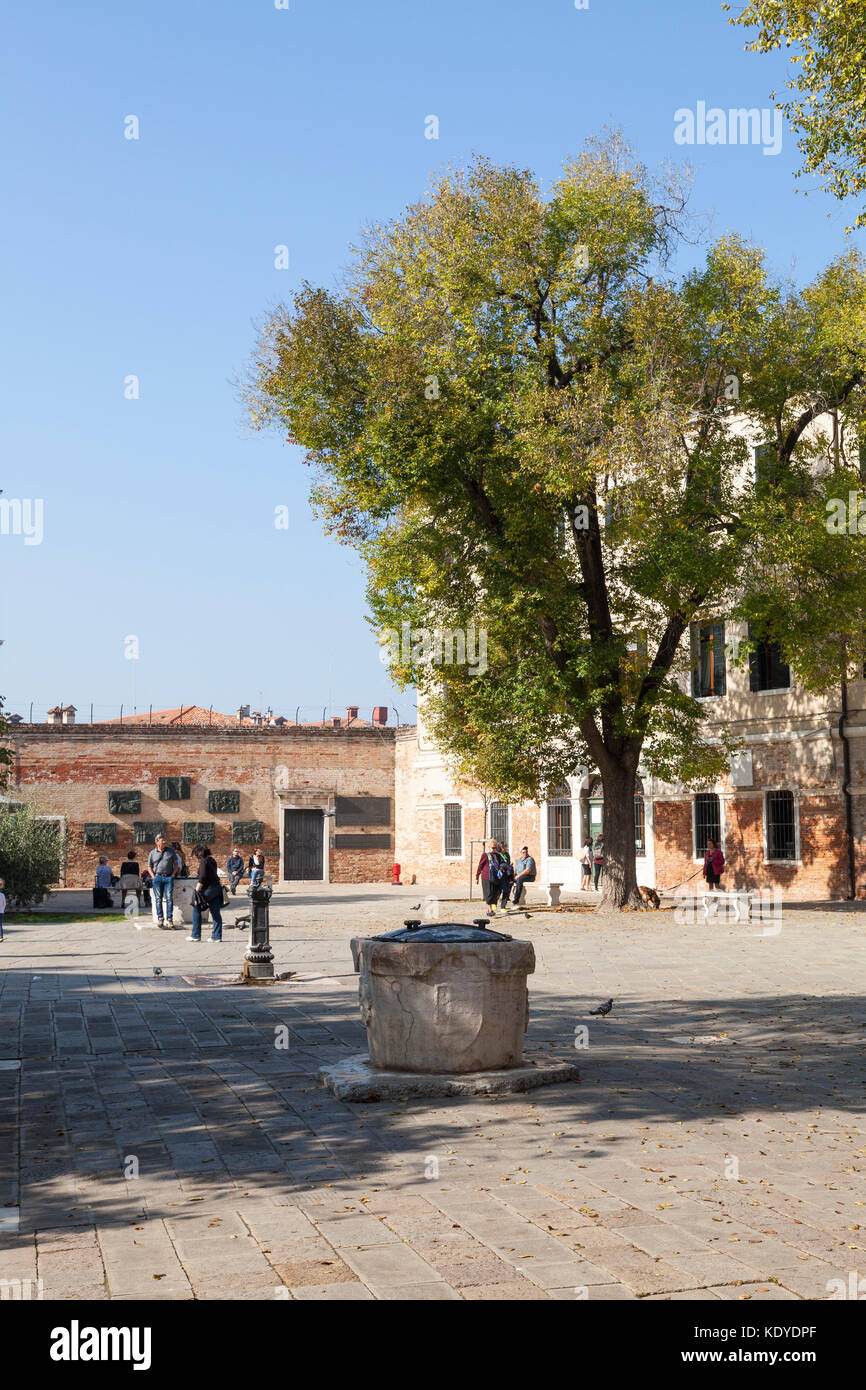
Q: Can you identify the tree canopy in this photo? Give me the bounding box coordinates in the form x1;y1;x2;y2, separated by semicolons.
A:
247;135;866;905
729;0;866;229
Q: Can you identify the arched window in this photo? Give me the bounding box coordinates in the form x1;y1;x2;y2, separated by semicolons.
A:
547;786;572;856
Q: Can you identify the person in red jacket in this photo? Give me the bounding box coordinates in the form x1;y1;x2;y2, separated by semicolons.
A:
703;837;725;890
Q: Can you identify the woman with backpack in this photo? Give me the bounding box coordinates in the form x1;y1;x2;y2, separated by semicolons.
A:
703;837;725;891
476;840;506;915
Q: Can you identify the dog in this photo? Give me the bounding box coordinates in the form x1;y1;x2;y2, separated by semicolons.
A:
637;885;660;909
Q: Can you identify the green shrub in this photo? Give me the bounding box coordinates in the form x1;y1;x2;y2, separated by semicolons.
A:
0;801;62;907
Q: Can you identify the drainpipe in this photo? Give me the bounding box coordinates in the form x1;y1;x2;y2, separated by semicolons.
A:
839;678;856;899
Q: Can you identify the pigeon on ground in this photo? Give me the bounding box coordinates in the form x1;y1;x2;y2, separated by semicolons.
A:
152;967;162;977
589;999;613;1016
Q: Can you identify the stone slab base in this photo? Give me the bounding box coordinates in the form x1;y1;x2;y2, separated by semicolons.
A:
319;1053;580;1102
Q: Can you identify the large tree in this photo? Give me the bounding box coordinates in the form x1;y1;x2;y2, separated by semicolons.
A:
247;136;866;907
730;0;866;229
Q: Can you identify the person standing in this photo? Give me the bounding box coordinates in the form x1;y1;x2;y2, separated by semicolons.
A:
593;837;605;890
509;846;536;908
0;877;5;942
703;837;725;891
226;846;245;895
476;841;505;915
187;844;224;942
148;835;177;929
581;838;593;891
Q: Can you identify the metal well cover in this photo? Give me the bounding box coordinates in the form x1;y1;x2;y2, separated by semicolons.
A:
373;920;513;943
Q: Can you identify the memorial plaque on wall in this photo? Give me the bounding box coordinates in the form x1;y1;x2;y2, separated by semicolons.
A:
334;833;391;850
207;790;240;814
334;796;391;827
158;776;191;801
84;823;117;846
232;820;263;843
108;790;141;816
183;822;216;844
134;821;166;845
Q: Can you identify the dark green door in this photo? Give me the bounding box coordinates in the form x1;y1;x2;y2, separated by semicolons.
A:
283;809;324;880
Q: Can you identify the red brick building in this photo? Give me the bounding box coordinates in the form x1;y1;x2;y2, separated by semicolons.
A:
6;707;395;887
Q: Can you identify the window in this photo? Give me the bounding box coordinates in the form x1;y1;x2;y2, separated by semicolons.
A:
748;627;791;691
489;801;508;850
694;793;721;856
692;622;726;698
634;796;646;856
624;634;648;675
443;803;462;857
766;791;797;861
547;788;572;856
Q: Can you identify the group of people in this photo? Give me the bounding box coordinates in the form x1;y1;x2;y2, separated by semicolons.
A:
580;836;605;890
475;842;537;913
93;835;267;934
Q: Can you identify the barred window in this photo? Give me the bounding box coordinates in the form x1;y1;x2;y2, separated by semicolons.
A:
547;788;572;857
766;791;796;861
694;793;720;856
443;803;462;857
692;623;726;698
748;626;790;691
634;796;646;856
489;801;508;850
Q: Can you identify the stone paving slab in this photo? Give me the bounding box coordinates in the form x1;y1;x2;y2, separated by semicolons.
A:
0;890;865;1300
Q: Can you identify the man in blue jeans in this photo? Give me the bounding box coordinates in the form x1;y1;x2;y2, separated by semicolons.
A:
148;835;177;929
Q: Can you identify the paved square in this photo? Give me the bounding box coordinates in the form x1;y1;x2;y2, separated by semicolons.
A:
1;886;864;1301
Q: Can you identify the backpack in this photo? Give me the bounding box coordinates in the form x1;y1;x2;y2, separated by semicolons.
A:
487;853;504;885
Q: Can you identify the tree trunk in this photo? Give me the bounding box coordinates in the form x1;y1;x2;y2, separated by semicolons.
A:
596;759;642;910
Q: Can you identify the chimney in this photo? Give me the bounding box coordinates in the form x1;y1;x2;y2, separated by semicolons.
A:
46;706;62;725
372;705;388;726
61;705;76;725
331;716;342;728
265;706;273;720
346;705;359;722
236;704;250;721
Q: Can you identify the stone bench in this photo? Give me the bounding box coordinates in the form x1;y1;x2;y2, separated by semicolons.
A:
699;890;758;923
522;882;563;907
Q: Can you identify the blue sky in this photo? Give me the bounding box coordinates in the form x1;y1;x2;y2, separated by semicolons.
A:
0;0;857;723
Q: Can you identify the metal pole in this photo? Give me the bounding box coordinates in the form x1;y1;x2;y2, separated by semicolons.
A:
243;881;275;983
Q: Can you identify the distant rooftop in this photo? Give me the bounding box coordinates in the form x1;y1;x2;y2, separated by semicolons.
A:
90;703;390;729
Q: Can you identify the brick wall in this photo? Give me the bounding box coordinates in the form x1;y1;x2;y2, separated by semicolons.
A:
394;730;543;888
6;724;395;888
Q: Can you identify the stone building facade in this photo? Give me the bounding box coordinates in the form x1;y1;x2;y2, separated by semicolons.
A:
392;625;866;902
7;647;866;900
